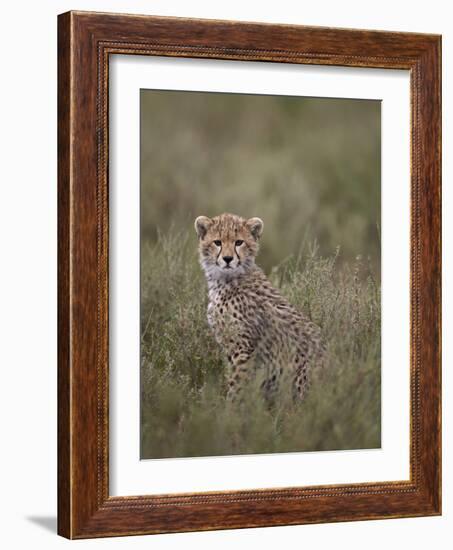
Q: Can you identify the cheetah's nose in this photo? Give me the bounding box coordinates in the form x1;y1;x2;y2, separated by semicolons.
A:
223;256;233;265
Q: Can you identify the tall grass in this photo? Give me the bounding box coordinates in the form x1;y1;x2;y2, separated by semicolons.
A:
140;90;381;458
140;230;381;459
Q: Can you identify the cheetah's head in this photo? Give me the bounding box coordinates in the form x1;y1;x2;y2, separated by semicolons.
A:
194;213;263;280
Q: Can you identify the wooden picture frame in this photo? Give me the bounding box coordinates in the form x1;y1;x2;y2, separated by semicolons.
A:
58;10;441;539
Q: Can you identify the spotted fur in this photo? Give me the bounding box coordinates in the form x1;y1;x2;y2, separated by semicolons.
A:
195;213;325;402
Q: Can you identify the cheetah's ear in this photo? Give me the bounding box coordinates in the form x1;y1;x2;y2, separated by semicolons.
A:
194;216;212;239
246;217;264;240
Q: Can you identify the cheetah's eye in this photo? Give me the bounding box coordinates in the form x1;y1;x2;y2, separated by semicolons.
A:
235;240;244;247
213;240;222;247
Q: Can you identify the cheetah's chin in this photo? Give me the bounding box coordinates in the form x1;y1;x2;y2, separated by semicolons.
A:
202;264;244;282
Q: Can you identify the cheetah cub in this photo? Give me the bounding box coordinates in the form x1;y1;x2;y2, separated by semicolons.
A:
195;212;325;403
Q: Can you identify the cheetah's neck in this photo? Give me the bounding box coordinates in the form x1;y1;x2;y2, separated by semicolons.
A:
205;265;267;295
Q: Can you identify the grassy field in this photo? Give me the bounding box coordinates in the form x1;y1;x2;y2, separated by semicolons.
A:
140;231;381;458
140;90;381;459
141;91;381;271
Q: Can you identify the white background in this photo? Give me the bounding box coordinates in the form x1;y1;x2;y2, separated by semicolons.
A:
0;1;450;548
110;57;410;495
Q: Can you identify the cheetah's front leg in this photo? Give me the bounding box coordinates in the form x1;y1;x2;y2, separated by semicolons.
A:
293;365;310;401
226;351;255;403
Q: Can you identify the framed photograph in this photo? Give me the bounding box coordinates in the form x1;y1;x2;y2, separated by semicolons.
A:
58;11;441;539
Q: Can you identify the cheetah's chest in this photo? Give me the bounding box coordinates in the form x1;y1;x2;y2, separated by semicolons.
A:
207;284;255;338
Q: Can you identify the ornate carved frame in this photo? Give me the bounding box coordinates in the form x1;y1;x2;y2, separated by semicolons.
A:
58;11;441;538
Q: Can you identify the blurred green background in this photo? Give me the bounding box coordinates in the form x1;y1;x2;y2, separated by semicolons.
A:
140;90;381;459
141;90;381;271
